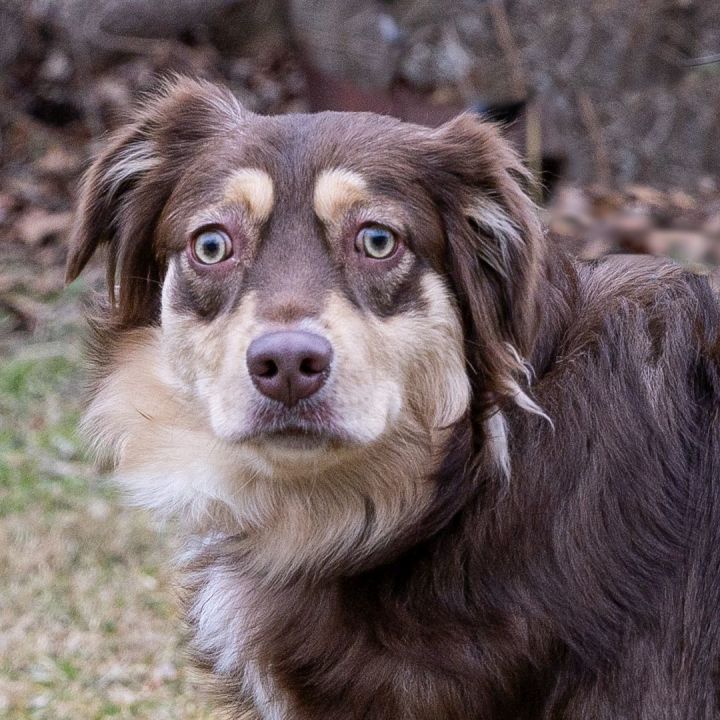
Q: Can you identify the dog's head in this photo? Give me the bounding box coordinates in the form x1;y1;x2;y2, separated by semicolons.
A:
68;78;544;575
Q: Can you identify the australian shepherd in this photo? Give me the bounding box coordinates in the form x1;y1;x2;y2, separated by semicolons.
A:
67;77;720;719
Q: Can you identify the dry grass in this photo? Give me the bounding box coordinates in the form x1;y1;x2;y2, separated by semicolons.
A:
0;278;215;719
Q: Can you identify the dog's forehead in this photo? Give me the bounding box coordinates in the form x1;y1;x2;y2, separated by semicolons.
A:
229;111;425;192
166;110;436;249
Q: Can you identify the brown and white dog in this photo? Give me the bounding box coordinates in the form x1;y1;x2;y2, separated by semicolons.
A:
67;77;720;719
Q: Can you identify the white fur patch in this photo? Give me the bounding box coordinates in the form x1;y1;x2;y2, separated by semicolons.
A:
465;197;522;279
508;377;553;428
103;141;160;198
484;409;510;478
185;543;287;719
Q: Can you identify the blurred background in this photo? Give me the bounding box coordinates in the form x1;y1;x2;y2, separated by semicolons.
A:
1;1;719;717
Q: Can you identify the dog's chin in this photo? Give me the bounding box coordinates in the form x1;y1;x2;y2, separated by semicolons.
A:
249;427;347;455
237;428;365;474
215;419;372;469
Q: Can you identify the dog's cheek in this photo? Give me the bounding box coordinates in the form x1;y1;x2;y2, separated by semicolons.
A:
416;272;470;428
381;272;470;432
320;292;404;443
160;264;259;439
207;292;261;440
160;262;221;389
81;326;253;524
319;273;469;444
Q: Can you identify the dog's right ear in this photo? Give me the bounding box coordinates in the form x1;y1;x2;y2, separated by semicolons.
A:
66;76;244;326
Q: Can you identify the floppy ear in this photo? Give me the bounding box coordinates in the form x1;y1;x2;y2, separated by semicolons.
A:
66;76;244;326
424;114;546;416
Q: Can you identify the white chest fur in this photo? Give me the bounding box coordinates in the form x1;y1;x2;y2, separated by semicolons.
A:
184;542;287;719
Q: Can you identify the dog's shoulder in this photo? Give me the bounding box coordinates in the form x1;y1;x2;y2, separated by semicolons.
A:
566;254;719;356
576;253;701;307
532;253;720;422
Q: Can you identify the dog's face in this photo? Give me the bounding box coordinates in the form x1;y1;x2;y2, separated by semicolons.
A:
68;79;543;574
157;128;470;465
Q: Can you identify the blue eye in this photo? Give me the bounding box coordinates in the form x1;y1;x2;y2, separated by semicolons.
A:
193;229;232;265
357;225;397;259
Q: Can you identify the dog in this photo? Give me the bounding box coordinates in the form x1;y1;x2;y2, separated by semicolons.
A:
66;77;720;719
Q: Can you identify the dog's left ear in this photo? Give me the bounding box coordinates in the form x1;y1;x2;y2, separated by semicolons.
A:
424;114;545;413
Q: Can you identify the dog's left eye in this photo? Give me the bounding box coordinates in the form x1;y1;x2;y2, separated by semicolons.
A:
192;229;232;265
357;225;397;260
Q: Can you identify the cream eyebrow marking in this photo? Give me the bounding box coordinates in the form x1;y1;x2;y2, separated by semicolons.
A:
313;168;369;225
223;168;275;223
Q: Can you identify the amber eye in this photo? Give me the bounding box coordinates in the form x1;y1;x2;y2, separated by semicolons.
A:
192;229;232;265
357;225;397;259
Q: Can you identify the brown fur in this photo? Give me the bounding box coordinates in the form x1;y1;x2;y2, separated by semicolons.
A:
69;77;720;719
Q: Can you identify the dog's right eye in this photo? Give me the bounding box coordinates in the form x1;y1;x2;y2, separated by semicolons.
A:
191;229;232;265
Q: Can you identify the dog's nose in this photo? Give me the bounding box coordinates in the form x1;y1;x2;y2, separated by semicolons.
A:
246;331;333;407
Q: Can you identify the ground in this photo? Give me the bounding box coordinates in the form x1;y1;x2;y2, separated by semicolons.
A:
0;269;214;718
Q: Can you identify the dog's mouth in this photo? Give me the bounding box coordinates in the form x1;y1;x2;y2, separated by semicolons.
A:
239;400;354;451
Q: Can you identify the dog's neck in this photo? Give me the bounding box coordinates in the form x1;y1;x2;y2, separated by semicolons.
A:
178;418;515;715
